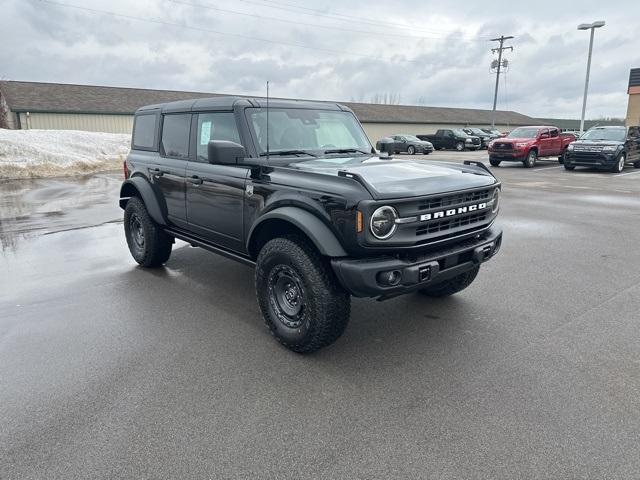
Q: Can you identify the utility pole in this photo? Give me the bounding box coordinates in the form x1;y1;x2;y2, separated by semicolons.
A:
490;35;514;128
577;21;605;134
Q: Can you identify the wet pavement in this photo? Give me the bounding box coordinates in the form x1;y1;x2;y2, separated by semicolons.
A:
2;153;640;479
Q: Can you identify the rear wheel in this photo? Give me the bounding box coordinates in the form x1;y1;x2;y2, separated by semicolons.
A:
611;153;625;173
124;197;172;267
489;159;501;167
255;236;350;353
634;160;640;168
564;163;575;171
407;145;416;155
523;150;537;168
419;266;480;297
558;149;566;164
455;142;465;151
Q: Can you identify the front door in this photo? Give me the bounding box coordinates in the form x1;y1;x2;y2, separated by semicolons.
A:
538;128;551;156
185;112;249;252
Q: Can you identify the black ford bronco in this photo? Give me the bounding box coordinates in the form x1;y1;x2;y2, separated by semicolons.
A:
119;97;503;353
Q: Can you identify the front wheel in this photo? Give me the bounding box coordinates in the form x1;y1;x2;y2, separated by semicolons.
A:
523;150;537;168
124;197;172;267
419;266;480;297
455;142;465;151
489;159;501;167
611;153;625;173
407;145;416;155
255;236;350;353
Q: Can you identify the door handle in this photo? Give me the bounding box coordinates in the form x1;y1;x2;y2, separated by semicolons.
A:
187;175;203;185
150;168;164;177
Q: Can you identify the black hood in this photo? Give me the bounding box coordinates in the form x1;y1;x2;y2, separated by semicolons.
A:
289;156;496;200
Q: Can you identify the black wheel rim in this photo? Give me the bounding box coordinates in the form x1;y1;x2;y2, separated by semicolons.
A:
129;214;145;250
267;264;306;328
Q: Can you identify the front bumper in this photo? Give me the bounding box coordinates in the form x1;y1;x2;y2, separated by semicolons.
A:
564;152;618;168
489;151;526;161
331;226;502;298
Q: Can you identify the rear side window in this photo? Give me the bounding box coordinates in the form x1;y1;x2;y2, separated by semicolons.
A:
132;113;157;150
161;114;192;159
196;112;241;160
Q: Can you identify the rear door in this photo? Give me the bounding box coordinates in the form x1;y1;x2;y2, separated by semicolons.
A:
548;128;561;155
155;113;191;227
538;128;550;156
185;111;249;252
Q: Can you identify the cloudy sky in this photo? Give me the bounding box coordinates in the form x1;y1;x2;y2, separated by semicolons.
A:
3;0;639;118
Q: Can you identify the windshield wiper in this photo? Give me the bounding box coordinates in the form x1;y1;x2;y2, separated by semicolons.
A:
323;148;370;155
259;150;317;157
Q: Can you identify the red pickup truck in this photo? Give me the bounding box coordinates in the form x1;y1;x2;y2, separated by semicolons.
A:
488;126;576;168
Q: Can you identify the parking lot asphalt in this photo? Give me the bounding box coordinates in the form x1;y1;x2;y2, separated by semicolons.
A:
2;150;640;479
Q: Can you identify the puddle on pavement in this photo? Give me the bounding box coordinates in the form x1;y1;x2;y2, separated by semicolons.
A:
0;172;123;253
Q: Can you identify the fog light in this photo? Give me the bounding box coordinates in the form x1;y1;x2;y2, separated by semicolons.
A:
377;270;402;286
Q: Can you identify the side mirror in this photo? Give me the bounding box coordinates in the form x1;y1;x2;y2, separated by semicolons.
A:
208;140;246;165
539;133;549;139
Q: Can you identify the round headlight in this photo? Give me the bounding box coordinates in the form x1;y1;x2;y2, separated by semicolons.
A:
492;188;500;213
370;206;398;240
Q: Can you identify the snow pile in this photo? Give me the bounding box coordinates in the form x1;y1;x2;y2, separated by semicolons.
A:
0;129;131;179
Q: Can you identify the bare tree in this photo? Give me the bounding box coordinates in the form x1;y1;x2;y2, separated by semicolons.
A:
370;92;401;105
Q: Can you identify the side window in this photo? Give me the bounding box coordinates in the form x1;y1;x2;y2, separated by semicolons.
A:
540;128;549;138
132;113;157;150
196;112;241;160
550;128;559;138
628;126;640;138
161;114;191;159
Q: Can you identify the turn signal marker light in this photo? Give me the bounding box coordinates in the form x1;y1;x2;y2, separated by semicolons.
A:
356;211;363;233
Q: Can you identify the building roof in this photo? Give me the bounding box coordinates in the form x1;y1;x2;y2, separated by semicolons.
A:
535;117;625;130
0;80;538;126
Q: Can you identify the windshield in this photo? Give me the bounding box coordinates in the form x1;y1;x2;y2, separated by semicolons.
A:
580;128;626;141
403;135;421;142
246;108;372;156
469;128;485;135
507;127;539;139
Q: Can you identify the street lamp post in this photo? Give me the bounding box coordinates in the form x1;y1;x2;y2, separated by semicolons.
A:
578;21;605;134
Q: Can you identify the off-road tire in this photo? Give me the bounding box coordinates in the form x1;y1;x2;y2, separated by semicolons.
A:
124;197;172;267
255;235;350;353
455;142;465;151
523;150;537;168
564;163;575;170
419;265;480;297
489;159;501;167
407;145;416;155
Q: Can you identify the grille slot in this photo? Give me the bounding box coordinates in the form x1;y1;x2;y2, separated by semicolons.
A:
416;212;488;236
417;188;491;211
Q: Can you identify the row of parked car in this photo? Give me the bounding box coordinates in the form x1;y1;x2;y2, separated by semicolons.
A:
376;127;502;155
377;125;640;173
488;125;640;173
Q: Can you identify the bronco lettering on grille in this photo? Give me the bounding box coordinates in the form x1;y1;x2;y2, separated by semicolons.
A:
419;202;488;221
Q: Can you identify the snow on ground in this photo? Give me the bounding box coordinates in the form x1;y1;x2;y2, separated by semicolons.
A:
0;129;131;179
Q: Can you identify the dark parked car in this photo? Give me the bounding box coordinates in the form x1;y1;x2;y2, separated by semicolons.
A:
419;129;481;151
564;126;640;172
463;127;494;148
119;96;503;353
376;134;433;155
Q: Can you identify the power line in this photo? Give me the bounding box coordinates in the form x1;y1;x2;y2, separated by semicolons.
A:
168;0;486;41
490;35;514;127
227;0;490;39
35;0;426;65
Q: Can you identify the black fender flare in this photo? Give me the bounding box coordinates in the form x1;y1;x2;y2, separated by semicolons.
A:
119;176;167;226
248;207;348;257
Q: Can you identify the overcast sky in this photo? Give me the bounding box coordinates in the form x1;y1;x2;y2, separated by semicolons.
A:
3;0;639;118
